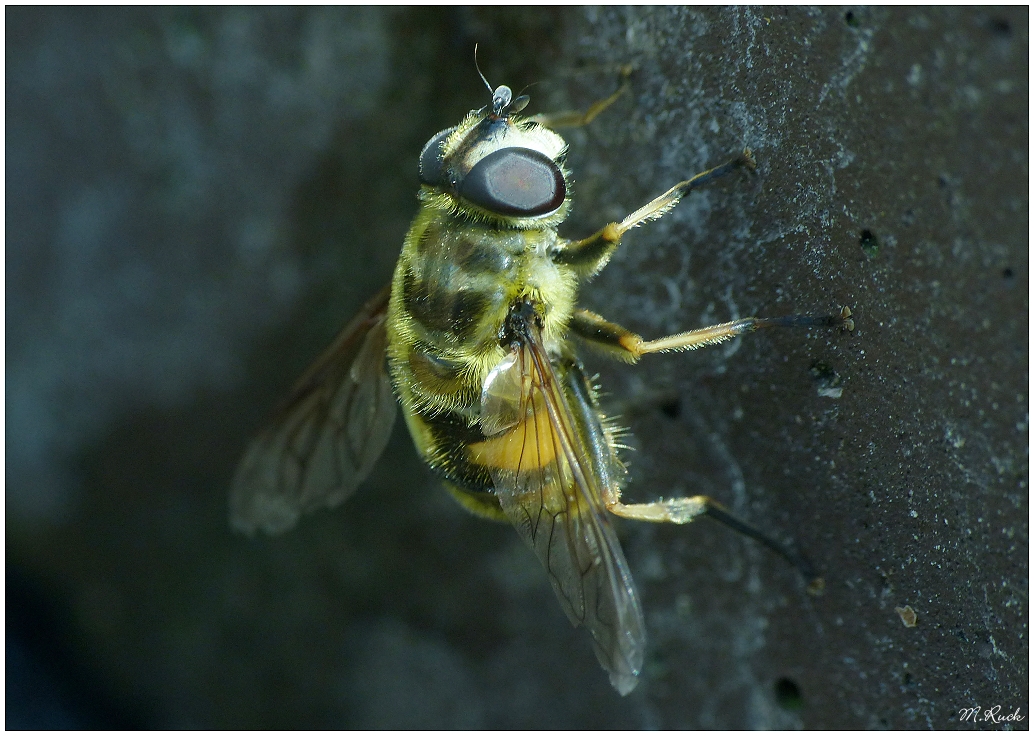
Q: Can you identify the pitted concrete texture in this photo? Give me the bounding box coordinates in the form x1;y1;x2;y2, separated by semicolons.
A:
7;7;1026;728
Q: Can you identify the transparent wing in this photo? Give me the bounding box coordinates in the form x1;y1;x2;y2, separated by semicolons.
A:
476;328;645;695
230;285;397;536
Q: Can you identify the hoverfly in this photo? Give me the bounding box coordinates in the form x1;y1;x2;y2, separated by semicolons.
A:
230;69;851;695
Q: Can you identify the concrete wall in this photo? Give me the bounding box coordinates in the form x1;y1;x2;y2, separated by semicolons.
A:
7;7;1027;728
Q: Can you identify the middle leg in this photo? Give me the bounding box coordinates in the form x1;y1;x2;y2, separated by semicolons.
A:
572;306;849;588
568;306;853;362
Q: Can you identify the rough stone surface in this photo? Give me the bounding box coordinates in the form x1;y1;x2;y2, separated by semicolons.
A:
7;7;1027;729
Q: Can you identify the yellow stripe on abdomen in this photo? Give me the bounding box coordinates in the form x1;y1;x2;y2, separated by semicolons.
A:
468;401;557;472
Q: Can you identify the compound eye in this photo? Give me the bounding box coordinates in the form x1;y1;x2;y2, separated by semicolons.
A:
459;147;566;217
419;127;456;186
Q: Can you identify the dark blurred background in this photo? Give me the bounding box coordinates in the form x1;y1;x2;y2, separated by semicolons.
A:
6;7;1027;728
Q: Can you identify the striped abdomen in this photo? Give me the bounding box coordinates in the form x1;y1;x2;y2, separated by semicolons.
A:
385;205;576;501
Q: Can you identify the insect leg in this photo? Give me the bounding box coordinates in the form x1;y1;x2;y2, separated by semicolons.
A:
569;307;842;588
528;65;632;129
551;150;757;277
606;492;820;587
569;307;854;360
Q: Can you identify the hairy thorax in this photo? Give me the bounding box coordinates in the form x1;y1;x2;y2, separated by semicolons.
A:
387;207;576;416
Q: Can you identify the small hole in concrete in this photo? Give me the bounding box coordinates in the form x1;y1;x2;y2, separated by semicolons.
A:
810;362;842;398
659;398;681;419
775;677;803;710
1002;267;1014;279
859;229;879;257
990;17;1011;36
844;11;858;27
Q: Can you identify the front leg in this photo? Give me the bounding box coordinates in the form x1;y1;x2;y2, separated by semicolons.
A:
527;65;632;130
551;150;757;277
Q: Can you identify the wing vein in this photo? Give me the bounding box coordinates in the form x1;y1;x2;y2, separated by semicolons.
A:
482;319;646;694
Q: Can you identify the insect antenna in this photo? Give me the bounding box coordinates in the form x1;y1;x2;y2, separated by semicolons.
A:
509;81;539;115
474;44;521;117
473;43;493;95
